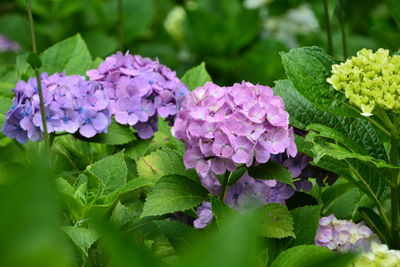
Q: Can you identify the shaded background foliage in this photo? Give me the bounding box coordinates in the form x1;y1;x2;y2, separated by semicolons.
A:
0;0;399;87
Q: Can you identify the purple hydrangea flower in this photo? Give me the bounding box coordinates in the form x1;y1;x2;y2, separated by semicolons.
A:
0;34;20;52
193;201;214;229
86;51;188;139
173;81;296;192
2;73;112;142
315;214;379;253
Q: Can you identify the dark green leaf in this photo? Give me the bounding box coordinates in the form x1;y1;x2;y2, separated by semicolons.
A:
248;161;294;187
289;205;322;247
27;52;42;69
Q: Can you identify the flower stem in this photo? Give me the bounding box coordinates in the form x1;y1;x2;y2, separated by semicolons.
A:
219;171;231;201
338;0;347;59
390;134;400;248
26;0;49;152
323;0;334;56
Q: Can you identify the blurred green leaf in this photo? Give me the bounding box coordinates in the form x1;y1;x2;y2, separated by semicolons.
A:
40;34;92;75
142;174;208;217
181;62;212;91
177;211;260;267
384;0;400;29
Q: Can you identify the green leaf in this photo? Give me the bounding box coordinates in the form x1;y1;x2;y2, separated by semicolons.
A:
359;207;391;244
27;52;42;69
289;205;322;247
274;79;387;161
155;220;198;253
141;175;208;217
181;62;212;91
210;195;237;227
280;47;358;117
120;177;154;195
136;149;198;182
85;120;136;145
247;161;294;187
271;245;353;267
0;97;12;115
62;226;98;256
177;210;260;267
307;133;397;169
89;151;127;196
40;34;92;75
385;0;400;29
258;203;295;239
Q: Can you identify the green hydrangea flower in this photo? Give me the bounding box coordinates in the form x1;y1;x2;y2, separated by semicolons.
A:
327;48;400;116
352;242;400;267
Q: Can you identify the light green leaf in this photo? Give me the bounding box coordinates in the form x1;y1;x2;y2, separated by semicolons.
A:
89;151;127;195
248;161;294;187
136;149;197;182
271;245;333;267
289;205;322;247
181;62;212;91
141;175;208;217
62;226;98;256
40;34;92;75
280;47;358;117
258;203;295;239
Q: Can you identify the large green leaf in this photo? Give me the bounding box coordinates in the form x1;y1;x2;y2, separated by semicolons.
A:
88;151;127;196
40;34;92;75
247;161;294;187
271;245;354;267
136;149;198;182
273;79;387;161
62;226;98;256
289;205;321;247
141;175;208;217
181;62;212;91
280;46;358;117
258;204;295;239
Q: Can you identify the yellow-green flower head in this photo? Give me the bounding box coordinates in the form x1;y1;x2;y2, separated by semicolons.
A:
327;48;400;116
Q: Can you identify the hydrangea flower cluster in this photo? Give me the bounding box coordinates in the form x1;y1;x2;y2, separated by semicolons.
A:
315;214;378;252
2;73;111;143
173;81;297;192
86;51;188;139
352;242;400;267
327;48;400;116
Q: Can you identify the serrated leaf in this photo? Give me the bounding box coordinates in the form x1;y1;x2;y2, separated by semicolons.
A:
141;175;208;217
280;46;358;117
247;161;294;187
274;79;387;161
136;149;197;182
258;203;295;239
89;151;127;196
181;62;212;91
62;226;98;256
85;120;136;145
289;205;322;247
40;34;92;75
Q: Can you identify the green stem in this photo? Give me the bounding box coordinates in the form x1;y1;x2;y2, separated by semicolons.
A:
219;171;231;201
390;135;400;248
26;0;49;152
323;0;334;56
338;0;347;59
117;0;124;51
